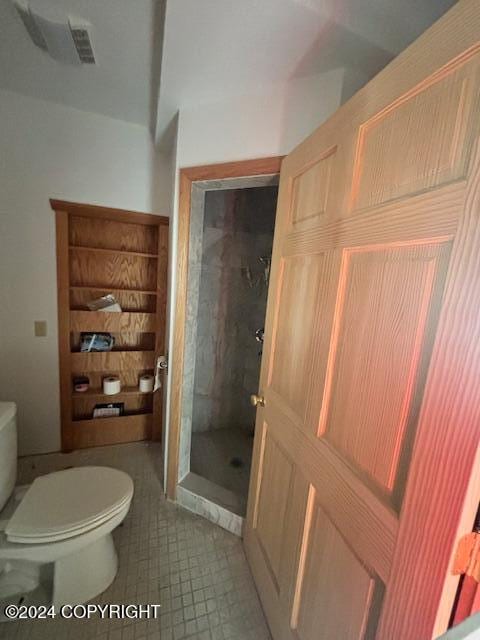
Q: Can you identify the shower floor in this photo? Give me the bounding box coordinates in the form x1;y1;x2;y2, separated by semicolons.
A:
190;427;254;508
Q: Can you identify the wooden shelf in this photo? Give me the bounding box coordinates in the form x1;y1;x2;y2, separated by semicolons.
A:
70;413;153;448
69;285;157;296
69;245;158;259
73;410;152;422
70;310;156;333
71;350;155;373
72;387;153;399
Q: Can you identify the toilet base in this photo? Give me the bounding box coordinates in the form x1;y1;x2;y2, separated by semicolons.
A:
0;496;131;609
53;533;118;606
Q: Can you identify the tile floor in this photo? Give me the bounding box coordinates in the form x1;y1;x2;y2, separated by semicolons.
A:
3;442;271;640
190;429;253;513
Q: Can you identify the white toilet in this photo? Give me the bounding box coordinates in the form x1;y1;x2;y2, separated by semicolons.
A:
0;402;134;607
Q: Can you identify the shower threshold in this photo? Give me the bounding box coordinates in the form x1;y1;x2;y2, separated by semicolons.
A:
177;472;244;537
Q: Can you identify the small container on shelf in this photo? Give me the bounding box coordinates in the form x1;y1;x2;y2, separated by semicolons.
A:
86;294;122;313
103;376;121;395
92;403;125;419
139;374;154;393
80;332;114;352
73;376;90;393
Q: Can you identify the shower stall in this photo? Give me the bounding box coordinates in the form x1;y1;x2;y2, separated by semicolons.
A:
176;179;278;531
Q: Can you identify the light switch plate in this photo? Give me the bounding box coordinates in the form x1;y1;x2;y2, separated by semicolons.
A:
34;321;47;337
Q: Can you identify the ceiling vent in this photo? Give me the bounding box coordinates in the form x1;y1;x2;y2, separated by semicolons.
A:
13;1;96;65
70;25;95;64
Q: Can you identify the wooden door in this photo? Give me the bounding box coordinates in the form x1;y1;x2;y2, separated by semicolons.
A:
244;2;480;639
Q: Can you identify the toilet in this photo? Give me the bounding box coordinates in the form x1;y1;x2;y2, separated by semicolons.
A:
0;402;134;607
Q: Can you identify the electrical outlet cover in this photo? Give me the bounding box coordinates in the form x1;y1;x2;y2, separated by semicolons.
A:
34;321;47;337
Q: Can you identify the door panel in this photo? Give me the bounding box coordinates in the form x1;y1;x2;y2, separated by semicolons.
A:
244;2;480;639
292;493;377;640
269;254;325;421
255;429;294;588
351;60;478;212
291;148;336;226
322;242;451;492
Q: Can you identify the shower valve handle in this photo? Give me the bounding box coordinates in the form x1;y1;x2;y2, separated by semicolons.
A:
250;394;266;408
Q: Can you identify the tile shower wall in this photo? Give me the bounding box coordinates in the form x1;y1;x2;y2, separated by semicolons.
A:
192;187;277;433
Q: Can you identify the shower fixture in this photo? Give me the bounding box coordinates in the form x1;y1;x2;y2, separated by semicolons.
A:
241;266;258;288
255;328;264;356
259;256;271;286
241;255;272;289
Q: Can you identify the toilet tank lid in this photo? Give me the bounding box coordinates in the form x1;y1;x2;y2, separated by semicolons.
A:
0;403;16;432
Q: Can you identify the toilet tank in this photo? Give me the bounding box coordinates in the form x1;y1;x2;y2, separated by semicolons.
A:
0;402;17;512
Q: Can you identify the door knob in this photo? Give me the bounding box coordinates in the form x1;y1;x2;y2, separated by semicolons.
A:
250;394;265;407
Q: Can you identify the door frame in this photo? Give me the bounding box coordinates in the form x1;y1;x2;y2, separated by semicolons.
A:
166;157;284;500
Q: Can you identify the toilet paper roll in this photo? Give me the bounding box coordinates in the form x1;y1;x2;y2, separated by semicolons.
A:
103;376;121;395
139;374;154;393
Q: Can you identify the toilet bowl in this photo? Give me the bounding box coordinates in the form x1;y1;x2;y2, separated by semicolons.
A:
0;403;134;607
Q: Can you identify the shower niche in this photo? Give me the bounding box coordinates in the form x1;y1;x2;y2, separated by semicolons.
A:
177;179;278;533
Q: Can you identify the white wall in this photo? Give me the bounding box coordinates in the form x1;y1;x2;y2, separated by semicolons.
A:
0;66;342;458
0;88;171;456
175;69;344;168
176;85;285;167
281;69;345;152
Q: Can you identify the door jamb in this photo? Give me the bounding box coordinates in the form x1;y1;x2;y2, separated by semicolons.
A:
166;157;284;500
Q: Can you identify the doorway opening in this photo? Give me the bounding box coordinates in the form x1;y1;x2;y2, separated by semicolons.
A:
168;159;282;535
189;185;277;508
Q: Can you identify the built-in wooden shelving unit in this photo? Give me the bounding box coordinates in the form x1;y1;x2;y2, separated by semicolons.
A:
52;200;169;451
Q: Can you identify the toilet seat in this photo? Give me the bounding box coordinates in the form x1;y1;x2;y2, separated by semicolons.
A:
5;466;134;544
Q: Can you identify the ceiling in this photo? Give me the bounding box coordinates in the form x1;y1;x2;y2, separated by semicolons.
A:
155;0;456;143
0;0;164;128
0;0;456;138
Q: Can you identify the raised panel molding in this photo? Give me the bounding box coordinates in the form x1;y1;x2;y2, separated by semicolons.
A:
318;241;451;492
268;255;324;421
290;148;336;227
254;427;294;591
351;59;479;211
291;487;377;640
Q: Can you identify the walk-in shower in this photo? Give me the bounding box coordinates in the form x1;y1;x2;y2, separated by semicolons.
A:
176;178;278;532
